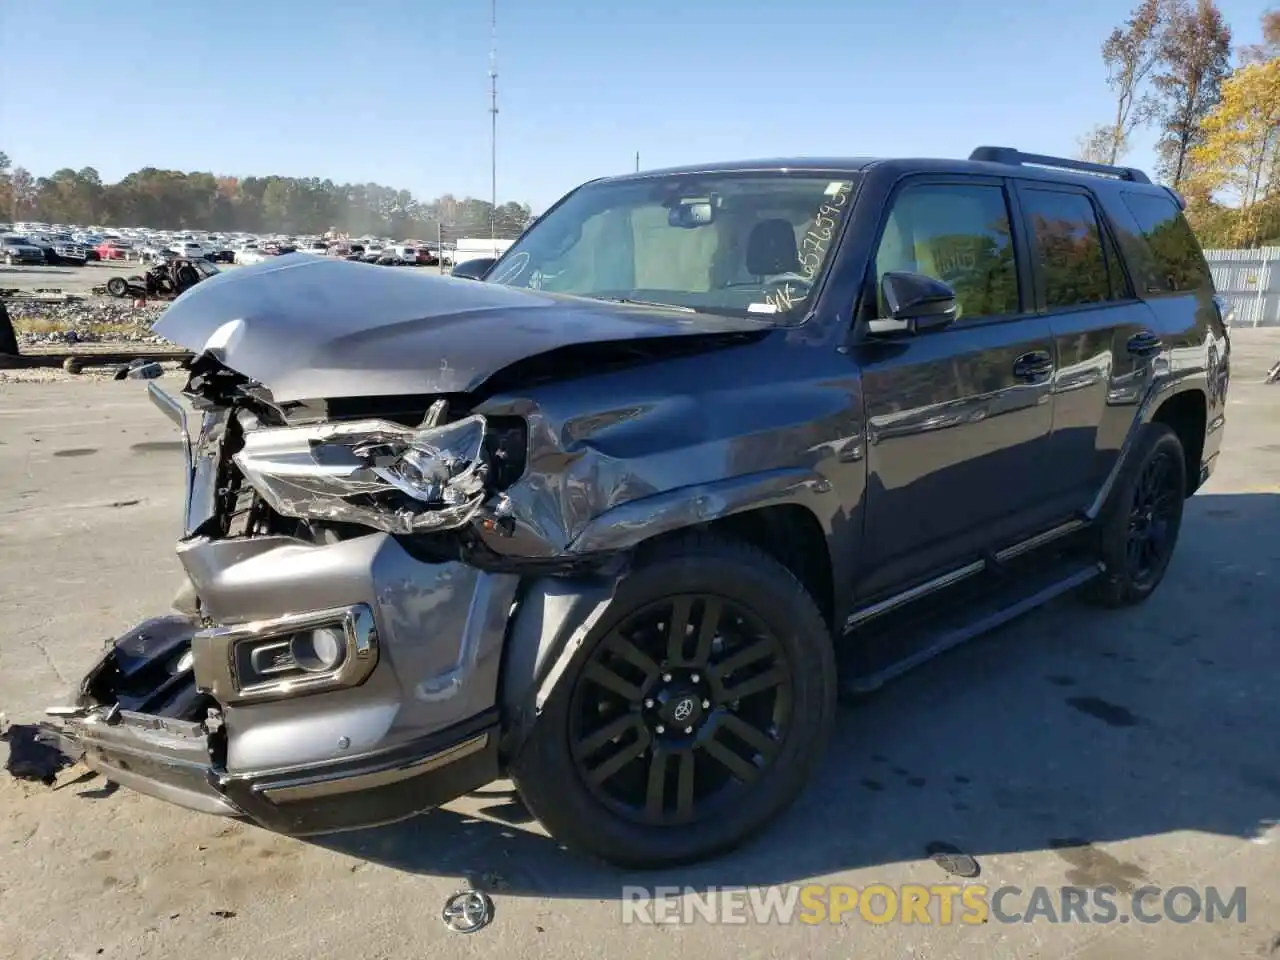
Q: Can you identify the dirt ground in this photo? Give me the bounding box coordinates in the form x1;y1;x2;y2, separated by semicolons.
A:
0;331;1277;960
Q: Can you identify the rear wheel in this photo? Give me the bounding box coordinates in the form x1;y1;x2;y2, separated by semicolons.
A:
106;277;129;298
1083;423;1187;607
510;535;836;868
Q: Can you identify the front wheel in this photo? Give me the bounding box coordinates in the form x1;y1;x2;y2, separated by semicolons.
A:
510;534;837;868
1083;422;1187;607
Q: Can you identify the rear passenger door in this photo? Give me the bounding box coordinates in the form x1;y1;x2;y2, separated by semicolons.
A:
1013;182;1156;507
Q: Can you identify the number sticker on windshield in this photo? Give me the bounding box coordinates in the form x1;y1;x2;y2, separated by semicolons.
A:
798;181;851;281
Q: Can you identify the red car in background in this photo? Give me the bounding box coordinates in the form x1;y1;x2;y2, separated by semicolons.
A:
95;240;135;261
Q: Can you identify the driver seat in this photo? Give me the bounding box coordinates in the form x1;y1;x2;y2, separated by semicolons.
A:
745;218;800;280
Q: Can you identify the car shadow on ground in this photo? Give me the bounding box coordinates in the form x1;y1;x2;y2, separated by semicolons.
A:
309;491;1280;899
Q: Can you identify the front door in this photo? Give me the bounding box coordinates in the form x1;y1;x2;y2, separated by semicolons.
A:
851;176;1059;600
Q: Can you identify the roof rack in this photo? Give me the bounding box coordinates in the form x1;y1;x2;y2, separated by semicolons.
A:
969;146;1152;185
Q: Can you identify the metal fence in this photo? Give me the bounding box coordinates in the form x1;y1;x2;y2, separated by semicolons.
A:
1204;247;1280;327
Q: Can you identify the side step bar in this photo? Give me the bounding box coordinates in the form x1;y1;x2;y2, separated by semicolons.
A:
841;561;1104;697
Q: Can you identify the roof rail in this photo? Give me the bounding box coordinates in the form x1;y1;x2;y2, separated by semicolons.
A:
968;146;1152;185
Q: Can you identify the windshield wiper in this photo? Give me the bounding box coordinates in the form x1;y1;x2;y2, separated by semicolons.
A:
589;296;697;313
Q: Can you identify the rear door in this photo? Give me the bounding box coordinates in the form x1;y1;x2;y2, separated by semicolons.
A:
1012;182;1158;506
852;175;1060;599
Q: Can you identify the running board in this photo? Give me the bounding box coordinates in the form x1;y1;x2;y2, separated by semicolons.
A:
840;561;1104;697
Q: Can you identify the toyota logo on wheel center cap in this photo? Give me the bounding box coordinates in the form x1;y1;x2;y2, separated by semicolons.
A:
672;698;696;722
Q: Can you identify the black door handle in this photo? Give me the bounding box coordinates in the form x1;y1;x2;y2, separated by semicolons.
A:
1013;351;1054;382
1128;331;1162;357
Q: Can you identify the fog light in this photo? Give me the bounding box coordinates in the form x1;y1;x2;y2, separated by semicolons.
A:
290;628;347;673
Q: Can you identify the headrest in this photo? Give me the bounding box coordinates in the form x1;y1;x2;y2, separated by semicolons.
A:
746;218;800;276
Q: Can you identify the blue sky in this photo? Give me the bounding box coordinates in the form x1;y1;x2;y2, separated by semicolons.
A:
0;0;1269;211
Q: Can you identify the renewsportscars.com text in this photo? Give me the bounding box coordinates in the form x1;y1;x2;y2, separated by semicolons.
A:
620;884;1248;925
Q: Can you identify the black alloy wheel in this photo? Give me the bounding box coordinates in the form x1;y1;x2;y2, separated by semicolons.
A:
1125;446;1182;589
1084;422;1187;607
511;534;836;868
568;593;792;827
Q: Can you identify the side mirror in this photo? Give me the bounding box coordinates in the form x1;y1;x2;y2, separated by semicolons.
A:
866;272;958;336
451;257;497;280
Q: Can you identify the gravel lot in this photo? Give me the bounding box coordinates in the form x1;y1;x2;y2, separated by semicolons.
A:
1;262;185;356
1;331;1278;960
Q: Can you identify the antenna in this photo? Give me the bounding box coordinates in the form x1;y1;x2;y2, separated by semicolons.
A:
489;0;498;241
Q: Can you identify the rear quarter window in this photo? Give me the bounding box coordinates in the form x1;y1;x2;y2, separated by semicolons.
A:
1120;192;1211;294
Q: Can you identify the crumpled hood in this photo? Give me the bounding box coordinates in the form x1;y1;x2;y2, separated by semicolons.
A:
154;254;764;402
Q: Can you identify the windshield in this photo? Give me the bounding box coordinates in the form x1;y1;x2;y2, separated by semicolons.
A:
485;171;858;323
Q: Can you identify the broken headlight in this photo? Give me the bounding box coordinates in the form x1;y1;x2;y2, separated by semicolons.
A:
232;414;490;535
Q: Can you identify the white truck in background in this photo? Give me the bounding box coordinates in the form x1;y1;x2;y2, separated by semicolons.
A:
451;237;515;266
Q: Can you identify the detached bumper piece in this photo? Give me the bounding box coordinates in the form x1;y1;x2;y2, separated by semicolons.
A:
41;706;239;818
44;614;501;836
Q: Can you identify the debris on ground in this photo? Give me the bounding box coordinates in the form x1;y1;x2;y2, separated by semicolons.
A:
1;723;76;785
0;362;187;385
2;297;170;347
126;361;164;380
441;889;495;934
925;841;981;879
0;288;85;302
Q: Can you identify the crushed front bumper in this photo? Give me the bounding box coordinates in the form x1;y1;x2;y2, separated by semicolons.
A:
44;691;499;835
43;531;521;836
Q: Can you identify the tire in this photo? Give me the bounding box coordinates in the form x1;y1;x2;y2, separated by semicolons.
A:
1082;422;1187;608
510;533;837;868
106;277;129;298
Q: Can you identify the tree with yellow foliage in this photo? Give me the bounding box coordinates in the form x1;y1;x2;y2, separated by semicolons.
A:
1187;56;1280;246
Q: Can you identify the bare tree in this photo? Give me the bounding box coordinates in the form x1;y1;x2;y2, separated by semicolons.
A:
1101;0;1167;163
1152;0;1233;187
1076;124;1127;163
1241;7;1280;64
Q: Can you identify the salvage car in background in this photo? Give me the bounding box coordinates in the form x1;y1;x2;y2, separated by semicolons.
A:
141;243;179;263
95;239;135;261
41;148;1229;869
104;257;219;300
1;235;49;265
49;237;90;265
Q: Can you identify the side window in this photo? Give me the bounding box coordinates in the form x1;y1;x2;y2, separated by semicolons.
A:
1120;192;1212;293
1019;189;1112;308
1102;227;1132;300
873;182;1019;321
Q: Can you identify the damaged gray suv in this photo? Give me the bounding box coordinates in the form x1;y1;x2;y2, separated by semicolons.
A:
43;147;1230;868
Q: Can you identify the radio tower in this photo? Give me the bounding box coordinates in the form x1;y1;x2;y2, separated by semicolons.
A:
488;0;498;241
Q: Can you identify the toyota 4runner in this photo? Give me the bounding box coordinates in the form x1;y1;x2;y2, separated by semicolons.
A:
41;147;1230;868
